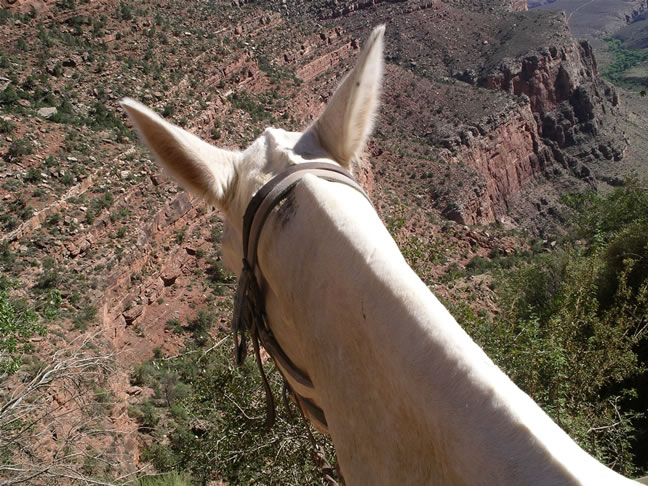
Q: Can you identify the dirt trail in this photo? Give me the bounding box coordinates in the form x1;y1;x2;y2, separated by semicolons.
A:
567;0;597;22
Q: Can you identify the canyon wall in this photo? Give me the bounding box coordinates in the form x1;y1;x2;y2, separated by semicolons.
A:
442;12;623;224
482;36;600;116
481;29;620;151
510;0;528;11
444;105;548;225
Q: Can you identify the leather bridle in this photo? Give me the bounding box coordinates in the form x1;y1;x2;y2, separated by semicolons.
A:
231;161;372;432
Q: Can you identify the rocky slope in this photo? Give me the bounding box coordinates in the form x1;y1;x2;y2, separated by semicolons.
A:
0;0;643;482
532;0;648;38
291;1;626;228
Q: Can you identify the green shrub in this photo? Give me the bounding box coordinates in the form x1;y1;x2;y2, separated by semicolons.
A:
565;179;648;244
0;241;15;271
88;102;127;134
595;221;648;309
130;401;160;432
73;303;97;330
0;86;18;107
41;288;62;321
130;361;155;386
5;138;34;162
205;256;231;287
230;91;271;123
165;318;184;335
90;192;114;215
0;118;15;134
23;167;42;183
0;287;45;377
0;213;18;231
0;9;11;25
61;172;75;186
465;255;492;275
57;0;76;9
49;97;79;125
85;210;95;224
174;228;185;244
132;336;336;484
16;37;28;51
118;1;134;20
35;257;60;290
109;207;129;222
602;37;648;90
186;308;214;346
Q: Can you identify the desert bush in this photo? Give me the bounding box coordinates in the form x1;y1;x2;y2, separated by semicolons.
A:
2;197;33;231
0;213;18;231
118;1;134;20
41;288;62;321
57;0;76;9
206;256;234;295
174;228;185;244
34;257;60;291
49;97;79;125
0;286;45;377
133;338;336;485
565;179;648;244
186;308;214;346
23;167;42;183
0;118;15;134
87;191;114;221
0;85;18;108
0;241;16;271
161;103;175;117
5;138;34;162
73;303;97;330
88;102;130;139
230;91;272;123
109;207;130;223
61;171;75;186
165;317;184;335
0;9;11;24
16;37;28;51
130;400;160;431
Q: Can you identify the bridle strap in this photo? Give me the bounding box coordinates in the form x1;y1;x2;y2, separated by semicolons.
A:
243;162;371;270
232;162;371;436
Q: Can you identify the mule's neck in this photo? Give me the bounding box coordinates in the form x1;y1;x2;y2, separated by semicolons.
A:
257;175;634;486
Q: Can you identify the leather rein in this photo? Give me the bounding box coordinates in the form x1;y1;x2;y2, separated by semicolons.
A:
231;162;372;433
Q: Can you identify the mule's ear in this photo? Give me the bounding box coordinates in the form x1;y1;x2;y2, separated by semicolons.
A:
120;98;240;209
304;25;384;169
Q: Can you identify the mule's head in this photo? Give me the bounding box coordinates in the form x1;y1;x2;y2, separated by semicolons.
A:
121;25;384;272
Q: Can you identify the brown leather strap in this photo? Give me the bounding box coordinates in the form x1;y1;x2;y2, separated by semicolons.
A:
232;162;371;436
243;162;371;270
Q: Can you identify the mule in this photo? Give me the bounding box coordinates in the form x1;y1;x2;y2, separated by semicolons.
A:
121;25;638;485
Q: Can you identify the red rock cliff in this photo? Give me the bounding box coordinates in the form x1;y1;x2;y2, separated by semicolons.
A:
440;9;623;224
445;104;544;225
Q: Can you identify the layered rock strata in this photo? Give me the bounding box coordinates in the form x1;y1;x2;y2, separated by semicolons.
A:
446;11;624;223
445;105;547;224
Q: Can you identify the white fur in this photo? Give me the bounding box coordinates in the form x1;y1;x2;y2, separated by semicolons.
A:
121;26;637;485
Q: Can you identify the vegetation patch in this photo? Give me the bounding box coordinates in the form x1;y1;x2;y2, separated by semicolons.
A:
602;36;648;94
455;180;648;477
0;284;45;376
130;336;337;485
